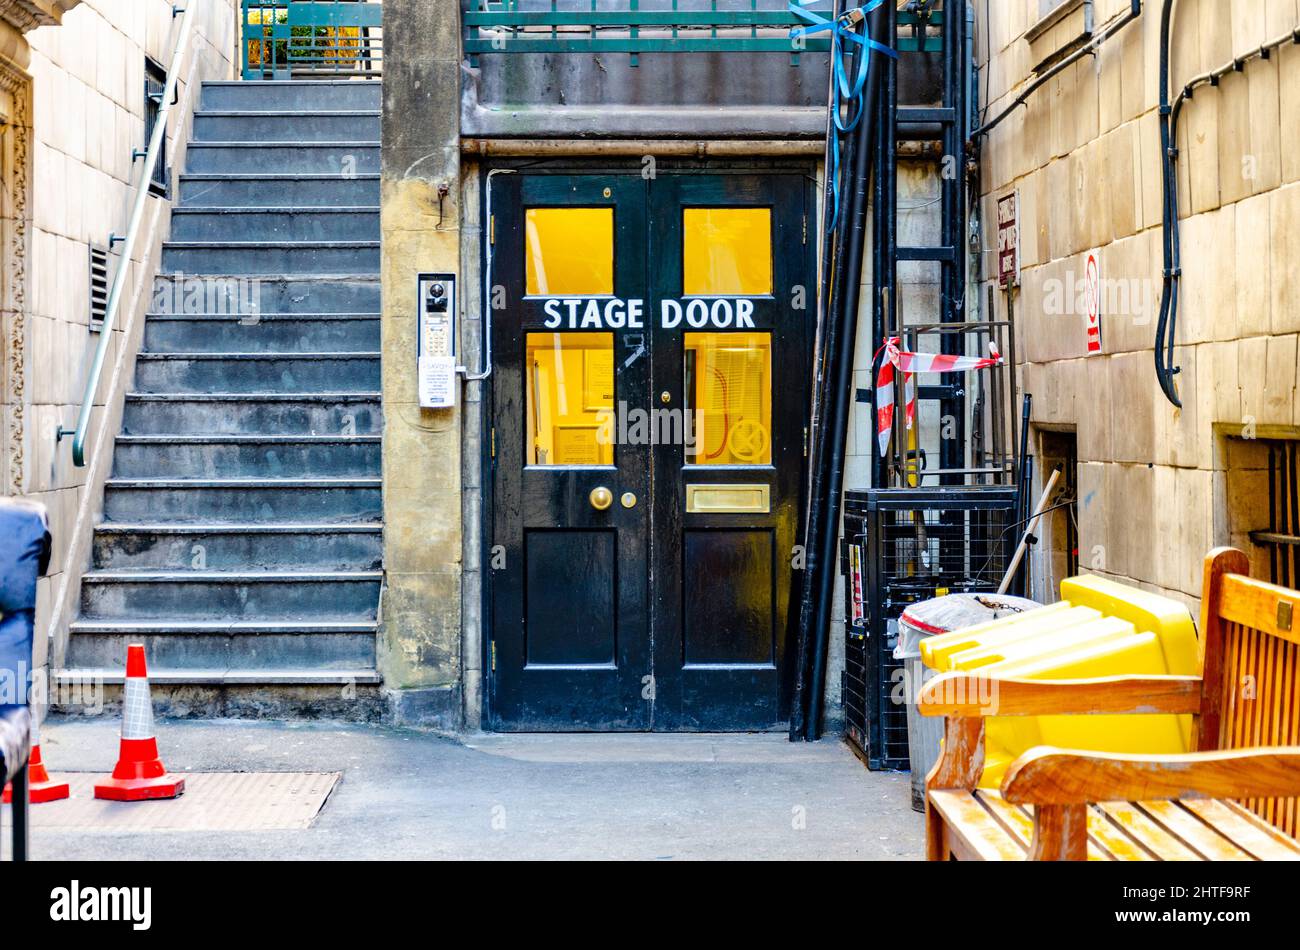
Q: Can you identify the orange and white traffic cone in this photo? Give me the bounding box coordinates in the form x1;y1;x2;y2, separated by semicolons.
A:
93;644;184;801
2;714;70;804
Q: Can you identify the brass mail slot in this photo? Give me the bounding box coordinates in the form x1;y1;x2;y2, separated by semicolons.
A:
686;483;770;514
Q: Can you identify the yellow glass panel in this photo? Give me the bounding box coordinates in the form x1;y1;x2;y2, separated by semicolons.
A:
526;333;615;466
525;208;614;296
684;332;772;465
683;208;772;296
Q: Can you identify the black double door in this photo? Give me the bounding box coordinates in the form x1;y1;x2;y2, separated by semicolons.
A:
489;170;810;730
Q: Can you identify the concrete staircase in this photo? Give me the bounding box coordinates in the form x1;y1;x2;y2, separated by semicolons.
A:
59;81;385;720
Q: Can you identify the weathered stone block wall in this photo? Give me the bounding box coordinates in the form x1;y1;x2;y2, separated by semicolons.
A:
978;0;1300;612
7;0;238;675
379;0;464;727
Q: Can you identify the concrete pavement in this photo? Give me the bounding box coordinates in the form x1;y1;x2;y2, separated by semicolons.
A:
17;718;924;860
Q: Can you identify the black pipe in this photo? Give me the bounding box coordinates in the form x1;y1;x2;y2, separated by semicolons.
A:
1013;393;1032;596
1015;455;1034;596
795;0;892;741
1153;0;1182;406
791;60;860;741
790;0;849;743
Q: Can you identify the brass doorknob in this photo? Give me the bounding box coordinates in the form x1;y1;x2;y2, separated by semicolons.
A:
589;486;614;510
620;492;638;509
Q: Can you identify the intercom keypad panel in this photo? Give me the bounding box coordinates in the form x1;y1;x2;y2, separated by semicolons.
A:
417;272;457;408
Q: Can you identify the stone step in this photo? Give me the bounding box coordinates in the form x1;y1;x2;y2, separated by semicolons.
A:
102;477;383;524
65;620;378;672
91;523;383;571
193;111;381;143
79;570;383;621
133;352;381;394
185;142;379;175
161;241;380;275
143;313;379;353
111;435;381;479
149;275;379;315
178;173;380;208
201;80;381;112
170;207;379;242
52;671;386;721
56;666;383;686
121;392;382;436
65;82;388;713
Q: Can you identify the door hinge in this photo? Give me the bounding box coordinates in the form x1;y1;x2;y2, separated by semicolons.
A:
491;427;496;458
490;640;496;671
489;214;495;245
804;425;809;457
802;214;807;245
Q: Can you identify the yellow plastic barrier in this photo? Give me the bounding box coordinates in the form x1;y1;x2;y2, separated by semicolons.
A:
919;574;1200;787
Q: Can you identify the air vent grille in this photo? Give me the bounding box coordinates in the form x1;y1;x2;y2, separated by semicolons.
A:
89;244;109;330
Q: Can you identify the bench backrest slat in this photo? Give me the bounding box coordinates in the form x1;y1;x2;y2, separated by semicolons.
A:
1201;548;1300;839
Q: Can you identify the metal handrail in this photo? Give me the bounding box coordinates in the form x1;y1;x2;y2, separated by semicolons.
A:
57;3;198;467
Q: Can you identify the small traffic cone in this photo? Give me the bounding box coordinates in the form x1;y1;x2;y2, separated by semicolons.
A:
2;714;70;804
93;644;184;801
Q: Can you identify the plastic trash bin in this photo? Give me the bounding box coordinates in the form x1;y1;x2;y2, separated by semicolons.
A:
896;593;1039;811
919;573;1201;788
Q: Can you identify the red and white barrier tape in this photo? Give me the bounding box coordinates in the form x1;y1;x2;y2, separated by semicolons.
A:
874;337;1003;455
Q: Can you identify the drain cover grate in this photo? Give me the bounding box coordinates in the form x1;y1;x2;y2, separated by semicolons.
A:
1;772;340;832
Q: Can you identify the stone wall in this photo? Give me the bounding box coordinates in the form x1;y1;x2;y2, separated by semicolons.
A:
378;0;464;728
977;0;1300;612
3;0;238;676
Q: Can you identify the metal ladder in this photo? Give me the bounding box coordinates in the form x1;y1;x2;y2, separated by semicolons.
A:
868;1;1013;489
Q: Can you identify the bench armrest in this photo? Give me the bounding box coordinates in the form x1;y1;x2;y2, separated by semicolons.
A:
917;672;1203;718
1001;746;1300;805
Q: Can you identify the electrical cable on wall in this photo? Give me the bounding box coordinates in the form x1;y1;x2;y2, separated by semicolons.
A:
1154;0;1300;407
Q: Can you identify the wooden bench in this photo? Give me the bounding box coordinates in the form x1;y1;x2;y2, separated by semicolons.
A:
918;548;1300;861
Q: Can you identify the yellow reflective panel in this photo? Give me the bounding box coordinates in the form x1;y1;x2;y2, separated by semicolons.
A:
684;332;772;465
682;208;772;297
525;208;614;296
526;332;615;466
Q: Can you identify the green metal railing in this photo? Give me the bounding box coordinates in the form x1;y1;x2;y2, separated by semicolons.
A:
462;2;942;65
241;0;382;79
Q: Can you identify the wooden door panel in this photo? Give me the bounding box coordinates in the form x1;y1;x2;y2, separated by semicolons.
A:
648;172;811;731
683;528;776;666
490;173;650;730
524;529;617;666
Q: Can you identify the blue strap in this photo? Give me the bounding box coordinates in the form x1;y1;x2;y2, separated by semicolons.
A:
789;0;898;231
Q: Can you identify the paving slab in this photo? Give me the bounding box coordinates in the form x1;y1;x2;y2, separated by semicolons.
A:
4;718;924;860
